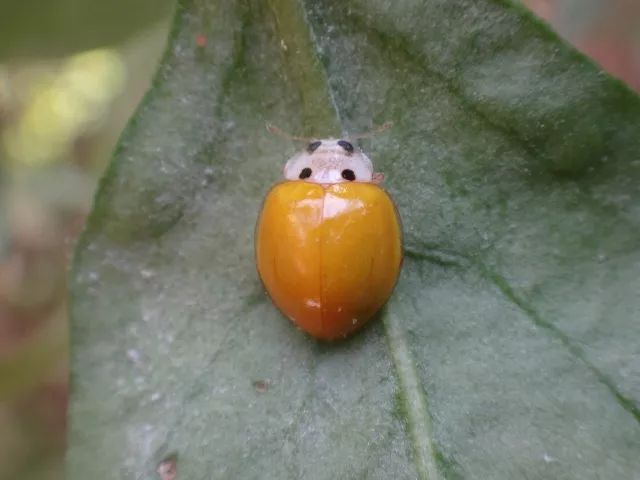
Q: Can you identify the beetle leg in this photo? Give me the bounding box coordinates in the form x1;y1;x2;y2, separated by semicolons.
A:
372;172;385;184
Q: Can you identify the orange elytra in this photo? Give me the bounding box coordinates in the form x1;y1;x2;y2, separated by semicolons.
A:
255;132;402;340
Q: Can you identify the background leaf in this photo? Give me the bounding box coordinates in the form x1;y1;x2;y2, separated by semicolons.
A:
68;0;640;478
1;0;174;60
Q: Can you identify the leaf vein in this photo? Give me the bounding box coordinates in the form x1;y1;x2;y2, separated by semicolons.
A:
385;309;442;480
479;264;640;425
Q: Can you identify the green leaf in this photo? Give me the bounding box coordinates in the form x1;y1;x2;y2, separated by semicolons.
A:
67;0;640;478
0;0;174;60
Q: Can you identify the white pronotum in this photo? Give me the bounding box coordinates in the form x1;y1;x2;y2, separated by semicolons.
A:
283;138;374;184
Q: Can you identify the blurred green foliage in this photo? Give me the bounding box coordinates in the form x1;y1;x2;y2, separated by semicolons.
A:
0;0;174;60
0;4;172;479
2;49;125;167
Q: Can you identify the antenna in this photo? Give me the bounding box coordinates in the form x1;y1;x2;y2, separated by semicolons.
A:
266;120;393;142
348;121;393;140
266;123;311;142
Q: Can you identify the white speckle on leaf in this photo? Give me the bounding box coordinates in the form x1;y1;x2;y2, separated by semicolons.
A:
127;349;141;363
140;269;155;279
125;422;162;474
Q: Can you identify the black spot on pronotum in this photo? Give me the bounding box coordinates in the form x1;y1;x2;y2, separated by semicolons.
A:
299;167;312;179
306;141;321;153
337;140;354;154
341;169;356;181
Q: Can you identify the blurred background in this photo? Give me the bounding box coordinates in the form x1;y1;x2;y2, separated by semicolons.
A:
0;0;638;478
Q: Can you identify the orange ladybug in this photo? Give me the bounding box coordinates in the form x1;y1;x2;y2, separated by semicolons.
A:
255;137;402;340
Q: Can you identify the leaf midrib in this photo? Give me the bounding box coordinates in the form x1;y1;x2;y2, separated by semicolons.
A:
268;1;449;478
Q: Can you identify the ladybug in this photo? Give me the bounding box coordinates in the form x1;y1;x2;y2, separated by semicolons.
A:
255;136;402;340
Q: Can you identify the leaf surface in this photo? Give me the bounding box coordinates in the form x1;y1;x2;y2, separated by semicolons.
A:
68;1;640;478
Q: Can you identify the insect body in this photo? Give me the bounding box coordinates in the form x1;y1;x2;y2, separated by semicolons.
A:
255;138;402;340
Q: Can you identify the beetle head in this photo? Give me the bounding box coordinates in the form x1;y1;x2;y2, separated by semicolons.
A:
283;139;374;184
